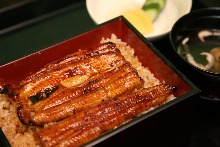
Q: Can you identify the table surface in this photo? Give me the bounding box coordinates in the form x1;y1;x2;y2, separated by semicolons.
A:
0;0;220;147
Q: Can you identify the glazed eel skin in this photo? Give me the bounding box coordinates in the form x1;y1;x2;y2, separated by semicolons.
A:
35;83;174;147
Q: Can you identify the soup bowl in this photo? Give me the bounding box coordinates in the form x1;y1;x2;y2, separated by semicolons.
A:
170;7;220;101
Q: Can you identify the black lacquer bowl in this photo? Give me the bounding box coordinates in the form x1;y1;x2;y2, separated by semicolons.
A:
170;7;220;101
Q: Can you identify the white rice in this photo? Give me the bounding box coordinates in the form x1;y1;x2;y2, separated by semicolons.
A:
0;94;40;147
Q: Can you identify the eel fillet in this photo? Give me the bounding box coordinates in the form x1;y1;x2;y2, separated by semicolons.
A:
1;42;120;103
29;67;143;125
35;84;174;147
32;63;137;112
17;62;143;125
18;50;125;101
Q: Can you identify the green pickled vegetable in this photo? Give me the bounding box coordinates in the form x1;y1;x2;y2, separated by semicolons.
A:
142;0;166;21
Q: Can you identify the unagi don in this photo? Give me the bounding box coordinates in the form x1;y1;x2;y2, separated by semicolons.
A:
0;42;175;147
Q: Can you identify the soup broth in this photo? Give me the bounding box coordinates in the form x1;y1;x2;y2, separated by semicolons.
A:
177;29;220;74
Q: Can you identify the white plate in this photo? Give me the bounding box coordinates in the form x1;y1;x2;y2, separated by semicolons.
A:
86;0;192;41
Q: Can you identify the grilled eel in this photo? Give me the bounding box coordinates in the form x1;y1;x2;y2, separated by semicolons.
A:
5;42;116;92
1;42;120;105
32;63;138;112
35;83;175;147
0;42;144;125
19;62;143;125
